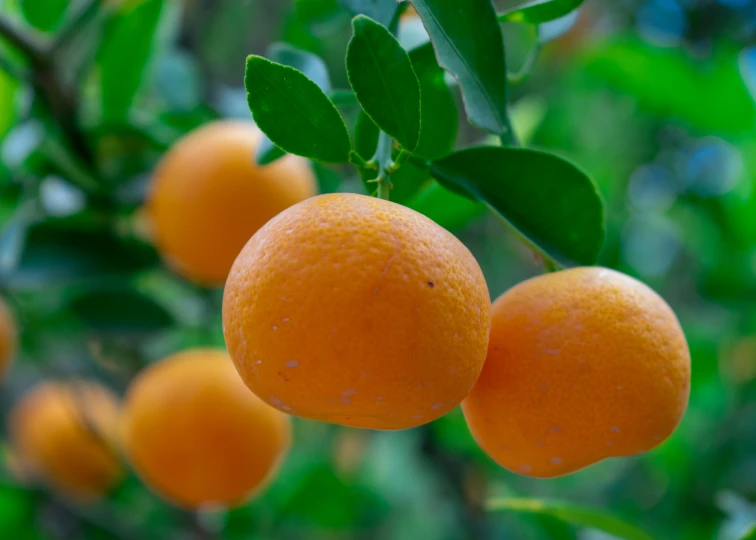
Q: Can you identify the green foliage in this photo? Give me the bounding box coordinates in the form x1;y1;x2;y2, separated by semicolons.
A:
98;0;166;123
409;0;509;135
430;147;604;266
20;0;68;32
256;43;334;165
245;56;351;163
1;0;755;538
410;43;457;160
67;287;175;336
487;498;653;540
347;15;421;152
498;0;585;24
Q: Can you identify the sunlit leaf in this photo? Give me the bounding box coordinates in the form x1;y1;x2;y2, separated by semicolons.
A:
487;498;653;540
498;0;584;24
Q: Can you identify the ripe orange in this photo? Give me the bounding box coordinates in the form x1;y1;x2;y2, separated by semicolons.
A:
147;121;317;286
462;267;691;478
8;381;123;499
0;297;16;381
223;193;491;430
120;349;291;509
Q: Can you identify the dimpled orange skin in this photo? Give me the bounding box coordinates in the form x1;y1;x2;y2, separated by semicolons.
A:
120;349;291;509
148;120;317;286
462;267;691;478
0;298;16;381
223;193;491;430
8;381;124;500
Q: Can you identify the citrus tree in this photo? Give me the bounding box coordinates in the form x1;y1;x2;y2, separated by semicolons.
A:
0;0;754;539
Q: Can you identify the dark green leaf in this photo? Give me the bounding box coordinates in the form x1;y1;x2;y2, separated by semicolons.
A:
312;162;342;194
256;137;287;166
410;42;457;160
498;0;584;24
245;56;351;163
409;0;508;135
354;111;380;161
389;161;431;204
430;147;604;266
20;0;68;32
98;0;166;123
341;0;404;28
1;219;159;288
346;16;421;152
68;288;174;336
487;498;653;540
742;524;756;540
257;43;333;165
407;181;485;232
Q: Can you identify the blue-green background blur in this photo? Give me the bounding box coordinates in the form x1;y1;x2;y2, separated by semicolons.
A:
1;0;756;538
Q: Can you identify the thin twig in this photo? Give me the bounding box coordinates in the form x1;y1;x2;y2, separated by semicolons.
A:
0;16;46;65
53;0;106;52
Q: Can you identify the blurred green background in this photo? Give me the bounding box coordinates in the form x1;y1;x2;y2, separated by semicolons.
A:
1;0;756;538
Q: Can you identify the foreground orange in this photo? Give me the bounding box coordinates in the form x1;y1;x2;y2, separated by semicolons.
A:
223;193;491;430
148;121;316;286
463;267;691;478
0;297;16;381
120;349;291;508
8;381;123;499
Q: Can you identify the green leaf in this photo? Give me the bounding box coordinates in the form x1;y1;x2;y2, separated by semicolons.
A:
410;42;457;160
742;524;756;540
341;0;404;28
346;15;421;152
2;219;159;288
407;181;485;232
312;162;342;194
0;69;18;140
256;43;333;165
20;0;68;32
245;55;351;163
354;110;380;161
98;0;166;123
268;42;332;93
409;0;508;135
389;161;431;204
430;147;604;266
256;138;287;166
68;287;174;336
487;498;653;540
583;37;756;135
498;0;584;24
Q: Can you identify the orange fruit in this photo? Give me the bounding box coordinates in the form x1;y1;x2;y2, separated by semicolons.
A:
462;267;691;478
120;349;291;508
147;120;317;286
223;193;490;430
8;381;123;499
0;297;16;381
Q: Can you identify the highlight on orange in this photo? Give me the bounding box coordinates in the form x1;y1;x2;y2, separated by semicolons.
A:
463;267;691;478
223;193;491;430
120;348;291;509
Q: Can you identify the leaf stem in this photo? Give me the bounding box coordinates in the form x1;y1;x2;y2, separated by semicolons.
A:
372;132;394;200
